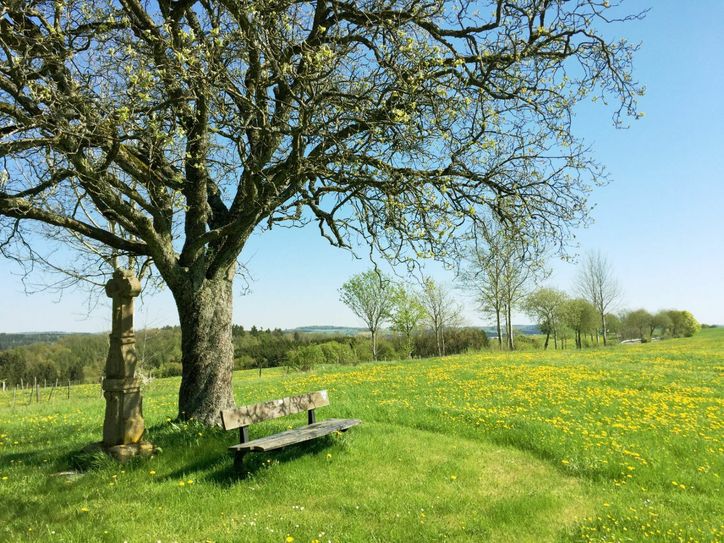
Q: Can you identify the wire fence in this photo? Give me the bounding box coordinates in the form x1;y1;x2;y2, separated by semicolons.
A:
0;377;106;410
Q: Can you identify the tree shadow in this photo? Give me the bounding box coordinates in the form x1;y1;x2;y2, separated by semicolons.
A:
0;449;45;466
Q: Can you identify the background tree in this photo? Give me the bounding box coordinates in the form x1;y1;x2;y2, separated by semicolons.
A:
523;287;568;349
576;251;622;345
652;311;673;338
458;237;505;349
419;277;463;357
459;226;542;350
459;244;505;349
339;270;395;360
390;285;426;359
666;310;700;338
605;313;622;339
499;243;543;350
679;311;701;337
0;0;643;423
622;309;652;341
563;298;598;349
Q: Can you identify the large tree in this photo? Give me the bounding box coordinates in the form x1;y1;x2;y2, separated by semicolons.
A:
0;0;642;423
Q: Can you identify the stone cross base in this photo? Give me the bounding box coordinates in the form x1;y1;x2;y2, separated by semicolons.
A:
106;441;155;463
83;440;155;463
102;377;145;447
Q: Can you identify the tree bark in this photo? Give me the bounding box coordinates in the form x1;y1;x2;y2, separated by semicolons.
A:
507;303;515;350
601;313;608;346
174;273;236;425
371;329;378;360
495;309;502;350
435;325;442;357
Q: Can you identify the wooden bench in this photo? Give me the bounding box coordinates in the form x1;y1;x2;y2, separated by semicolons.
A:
220;390;360;471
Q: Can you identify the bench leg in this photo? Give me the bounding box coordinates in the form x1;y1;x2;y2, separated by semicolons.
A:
233;451;247;473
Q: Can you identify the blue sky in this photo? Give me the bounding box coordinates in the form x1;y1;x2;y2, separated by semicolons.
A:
1;0;723;332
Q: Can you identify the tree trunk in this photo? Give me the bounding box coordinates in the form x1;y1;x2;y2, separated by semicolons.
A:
544;331;550;350
601;312;608;346
174;273;236;425
435;325;443;357
507;303;514;350
371;329;378;360
495;309;503;350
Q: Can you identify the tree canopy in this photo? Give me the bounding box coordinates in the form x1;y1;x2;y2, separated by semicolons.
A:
1;0;643;276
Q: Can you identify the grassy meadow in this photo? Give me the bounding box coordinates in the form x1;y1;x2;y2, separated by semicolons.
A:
0;329;722;542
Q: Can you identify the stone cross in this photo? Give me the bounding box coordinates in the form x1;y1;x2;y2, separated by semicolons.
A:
102;268;145;450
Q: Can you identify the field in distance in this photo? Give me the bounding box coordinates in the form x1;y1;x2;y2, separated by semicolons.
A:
0;330;722;542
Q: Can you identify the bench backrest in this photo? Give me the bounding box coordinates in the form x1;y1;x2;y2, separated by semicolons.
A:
220;390;329;430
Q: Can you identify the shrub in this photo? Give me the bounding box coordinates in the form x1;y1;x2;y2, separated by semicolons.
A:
157;362;183;378
233;355;256;370
413;327;488;357
319;342;358;365
286;344;324;372
376;339;405;361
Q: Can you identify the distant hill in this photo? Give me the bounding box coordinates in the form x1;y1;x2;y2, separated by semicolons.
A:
287;325;367;336
289;324;541;337
0;332;84;351
479;324;541;337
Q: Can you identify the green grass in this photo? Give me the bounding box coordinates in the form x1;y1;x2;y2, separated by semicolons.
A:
1;330;722;542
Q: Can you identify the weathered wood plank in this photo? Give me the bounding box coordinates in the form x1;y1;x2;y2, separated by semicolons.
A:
220;390;330;430
229;418;361;452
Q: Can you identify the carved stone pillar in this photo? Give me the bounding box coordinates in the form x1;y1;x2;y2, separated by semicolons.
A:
101;269;152;459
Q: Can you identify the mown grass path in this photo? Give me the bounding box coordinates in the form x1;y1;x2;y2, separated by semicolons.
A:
1;330;722;542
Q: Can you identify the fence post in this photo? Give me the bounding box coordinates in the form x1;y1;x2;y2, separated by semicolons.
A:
48;379;58;402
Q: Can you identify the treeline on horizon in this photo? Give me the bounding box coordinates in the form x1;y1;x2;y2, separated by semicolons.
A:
0;324;489;387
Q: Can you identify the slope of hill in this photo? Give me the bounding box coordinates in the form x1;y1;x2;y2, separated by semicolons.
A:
0;329;721;542
0;332;78;351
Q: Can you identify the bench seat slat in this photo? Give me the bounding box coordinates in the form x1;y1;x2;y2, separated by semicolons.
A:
229;418;361;452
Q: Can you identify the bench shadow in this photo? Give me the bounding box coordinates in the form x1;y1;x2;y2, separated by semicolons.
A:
203;434;338;487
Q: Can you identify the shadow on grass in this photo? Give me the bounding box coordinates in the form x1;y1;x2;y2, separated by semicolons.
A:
58;419;347;487
0;449;46;466
161;433;339;487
